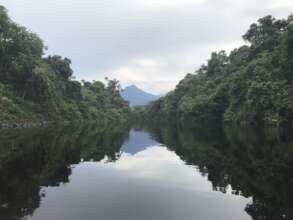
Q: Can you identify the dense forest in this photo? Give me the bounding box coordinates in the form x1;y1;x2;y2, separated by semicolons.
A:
0;6;130;125
136;14;293;125
2;3;293;126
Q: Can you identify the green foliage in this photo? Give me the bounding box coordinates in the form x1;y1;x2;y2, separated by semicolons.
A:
0;6;130;124
142;14;293;125
0;6;43;93
44;56;73;80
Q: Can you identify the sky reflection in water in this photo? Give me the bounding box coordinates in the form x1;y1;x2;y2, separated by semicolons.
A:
28;130;251;220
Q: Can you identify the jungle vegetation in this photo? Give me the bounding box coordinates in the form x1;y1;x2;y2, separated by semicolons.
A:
137;14;293;125
0;6;130;124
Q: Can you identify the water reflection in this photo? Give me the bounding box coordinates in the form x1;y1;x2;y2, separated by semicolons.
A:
121;129;159;154
0;123;129;220
143;123;293;220
27;130;250;220
0;123;292;220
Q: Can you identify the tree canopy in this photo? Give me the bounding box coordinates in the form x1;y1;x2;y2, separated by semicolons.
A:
138;14;293;125
0;6;130;124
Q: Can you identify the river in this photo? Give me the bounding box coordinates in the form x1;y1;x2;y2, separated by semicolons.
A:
0;123;292;220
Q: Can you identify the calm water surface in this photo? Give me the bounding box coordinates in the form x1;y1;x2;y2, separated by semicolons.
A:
0;124;292;220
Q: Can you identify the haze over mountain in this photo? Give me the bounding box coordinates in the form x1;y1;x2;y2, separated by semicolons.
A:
121;85;160;107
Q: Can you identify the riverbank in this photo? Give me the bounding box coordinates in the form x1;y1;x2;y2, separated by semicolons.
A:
0;120;52;129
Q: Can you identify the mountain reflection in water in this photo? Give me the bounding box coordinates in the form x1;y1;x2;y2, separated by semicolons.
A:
0;123;292;220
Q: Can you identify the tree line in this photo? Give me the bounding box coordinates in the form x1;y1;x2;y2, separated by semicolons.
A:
136;14;293;125
0;6;130;124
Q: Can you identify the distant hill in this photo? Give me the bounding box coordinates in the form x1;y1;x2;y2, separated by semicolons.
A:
121;85;159;107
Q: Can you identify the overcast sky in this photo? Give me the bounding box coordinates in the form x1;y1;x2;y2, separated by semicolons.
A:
1;0;293;94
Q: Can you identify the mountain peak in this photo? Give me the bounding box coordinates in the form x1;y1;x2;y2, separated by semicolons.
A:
125;84;139;90
121;85;159;107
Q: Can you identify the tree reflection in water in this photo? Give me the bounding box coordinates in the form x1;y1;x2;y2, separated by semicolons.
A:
0;123;130;220
142;122;293;220
0;121;293;220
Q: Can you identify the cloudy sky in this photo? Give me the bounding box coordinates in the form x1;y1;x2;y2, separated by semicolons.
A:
1;0;293;94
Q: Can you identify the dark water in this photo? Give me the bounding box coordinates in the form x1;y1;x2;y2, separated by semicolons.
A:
0;123;292;220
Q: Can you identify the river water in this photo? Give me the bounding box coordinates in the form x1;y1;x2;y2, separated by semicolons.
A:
0;123;292;220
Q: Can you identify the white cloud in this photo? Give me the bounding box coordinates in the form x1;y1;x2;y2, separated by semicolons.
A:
144;0;204;8
272;0;293;7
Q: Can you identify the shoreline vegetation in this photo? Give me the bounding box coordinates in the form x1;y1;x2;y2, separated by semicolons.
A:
0;6;130;127
1;4;293;127
0;120;50;128
135;14;293;126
